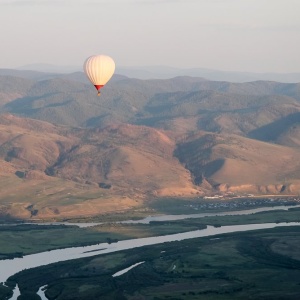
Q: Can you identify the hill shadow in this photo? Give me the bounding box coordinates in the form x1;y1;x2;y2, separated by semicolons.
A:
174;135;225;185
248;112;300;142
3;94;61;114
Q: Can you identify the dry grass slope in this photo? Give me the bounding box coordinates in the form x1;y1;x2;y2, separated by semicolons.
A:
175;132;300;195
0;74;300;219
0;115;201;219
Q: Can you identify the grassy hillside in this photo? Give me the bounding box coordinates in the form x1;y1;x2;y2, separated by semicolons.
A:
0;73;300;219
0;74;299;130
0;115;201;219
175;132;300;194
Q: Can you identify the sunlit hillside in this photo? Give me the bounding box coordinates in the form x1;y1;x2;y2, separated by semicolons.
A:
0;72;300;219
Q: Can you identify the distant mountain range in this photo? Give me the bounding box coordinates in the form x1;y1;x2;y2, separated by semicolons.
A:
16;64;300;83
0;68;300;219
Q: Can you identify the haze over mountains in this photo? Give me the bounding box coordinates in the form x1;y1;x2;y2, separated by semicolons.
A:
0;68;300;219
16;64;300;83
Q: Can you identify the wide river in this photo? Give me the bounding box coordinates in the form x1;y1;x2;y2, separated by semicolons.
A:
2;222;300;284
2;204;300;299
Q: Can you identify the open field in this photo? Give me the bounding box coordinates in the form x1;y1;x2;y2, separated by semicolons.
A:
39;196;300;223
148;197;300;215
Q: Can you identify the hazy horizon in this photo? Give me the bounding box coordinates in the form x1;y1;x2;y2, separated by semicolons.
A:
13;62;300;76
0;0;299;73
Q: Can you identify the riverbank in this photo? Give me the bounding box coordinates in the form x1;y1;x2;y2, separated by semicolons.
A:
3;196;298;225
6;222;300;300
2;203;300;299
1;204;300;261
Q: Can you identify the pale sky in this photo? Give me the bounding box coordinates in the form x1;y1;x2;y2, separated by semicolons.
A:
0;0;299;73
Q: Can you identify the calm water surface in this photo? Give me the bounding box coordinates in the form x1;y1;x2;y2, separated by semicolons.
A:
112;261;145;277
2;222;300;284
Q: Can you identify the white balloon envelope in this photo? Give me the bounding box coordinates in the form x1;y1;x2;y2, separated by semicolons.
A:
83;55;115;96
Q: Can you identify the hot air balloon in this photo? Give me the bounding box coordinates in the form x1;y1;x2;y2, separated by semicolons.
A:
83;55;115;96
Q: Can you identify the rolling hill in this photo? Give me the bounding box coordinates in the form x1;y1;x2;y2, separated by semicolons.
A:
175;132;300;194
0;114;199;219
0;71;299;219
